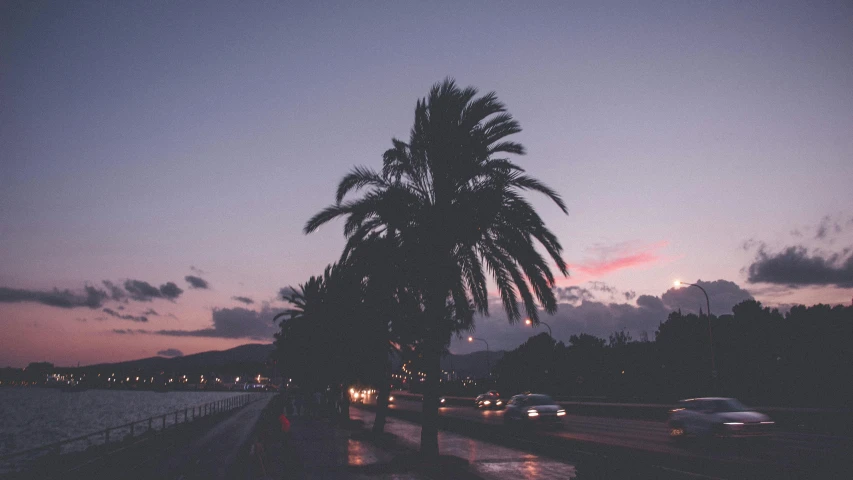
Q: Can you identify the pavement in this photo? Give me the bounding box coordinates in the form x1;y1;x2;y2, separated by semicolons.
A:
349;408;578;480
153;394;274;480
254;405;577;480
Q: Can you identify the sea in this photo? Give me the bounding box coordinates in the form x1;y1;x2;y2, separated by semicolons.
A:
0;388;248;460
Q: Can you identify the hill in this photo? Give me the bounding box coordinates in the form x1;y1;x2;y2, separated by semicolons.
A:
81;343;275;374
440;350;506;379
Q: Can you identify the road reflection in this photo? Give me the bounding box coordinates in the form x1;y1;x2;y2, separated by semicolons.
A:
346;438;369;466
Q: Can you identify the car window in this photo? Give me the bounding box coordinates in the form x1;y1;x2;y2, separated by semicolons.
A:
526;395;554;406
712;399;748;412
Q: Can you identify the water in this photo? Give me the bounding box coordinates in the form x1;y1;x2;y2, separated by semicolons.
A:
0;388;247;458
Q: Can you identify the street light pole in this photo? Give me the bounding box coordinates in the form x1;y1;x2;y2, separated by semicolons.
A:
674;281;716;381
467;336;490;377
525;318;552;338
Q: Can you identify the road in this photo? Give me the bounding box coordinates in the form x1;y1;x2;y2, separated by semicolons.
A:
370;396;852;478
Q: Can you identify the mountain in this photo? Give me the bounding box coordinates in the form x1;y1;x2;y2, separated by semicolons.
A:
81;343;275;374
440;350;506;379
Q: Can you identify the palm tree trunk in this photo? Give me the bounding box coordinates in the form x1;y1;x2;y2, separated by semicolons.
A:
419;339;441;458
372;357;391;435
419;293;446;459
340;385;350;422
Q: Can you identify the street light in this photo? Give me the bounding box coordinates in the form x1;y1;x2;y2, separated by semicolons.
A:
525;318;552;338
674;280;716;381
467;336;490;377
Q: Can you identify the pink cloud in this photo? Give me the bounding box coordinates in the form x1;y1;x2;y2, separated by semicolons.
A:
563;241;669;284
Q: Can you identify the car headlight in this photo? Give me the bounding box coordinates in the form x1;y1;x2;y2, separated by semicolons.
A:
557;409;566;416
496;400;503;405
388;396;394;401
527;410;539;417
440;398;446;403
483;400;491;405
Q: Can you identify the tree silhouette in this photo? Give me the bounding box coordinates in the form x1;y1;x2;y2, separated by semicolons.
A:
305;79;568;457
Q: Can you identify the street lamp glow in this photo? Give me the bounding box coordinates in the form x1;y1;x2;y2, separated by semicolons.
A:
524;318;552;338
468;336;473;342
674;280;682;287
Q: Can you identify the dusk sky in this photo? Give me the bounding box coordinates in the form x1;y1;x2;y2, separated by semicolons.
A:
2;1;852;368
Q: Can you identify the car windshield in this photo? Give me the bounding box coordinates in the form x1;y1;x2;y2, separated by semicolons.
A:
711;399;749;412
526;395;555;406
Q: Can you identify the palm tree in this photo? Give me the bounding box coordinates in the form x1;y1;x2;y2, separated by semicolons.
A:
274;263;371;419
306;79;568;458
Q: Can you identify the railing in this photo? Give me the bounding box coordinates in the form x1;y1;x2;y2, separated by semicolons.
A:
0;393;265;473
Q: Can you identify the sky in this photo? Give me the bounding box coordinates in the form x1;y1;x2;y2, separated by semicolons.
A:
2;0;852;367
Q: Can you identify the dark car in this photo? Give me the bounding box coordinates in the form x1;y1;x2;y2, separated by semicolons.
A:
474;392;504;409
668;397;774;440
503;394;565;428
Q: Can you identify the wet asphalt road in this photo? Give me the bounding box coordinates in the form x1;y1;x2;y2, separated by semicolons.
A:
373;397;852;477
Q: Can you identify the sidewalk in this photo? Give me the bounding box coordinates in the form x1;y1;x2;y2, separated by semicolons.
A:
255;405;578;479
349;409;578;480
257;413;428;479
154;394;274;480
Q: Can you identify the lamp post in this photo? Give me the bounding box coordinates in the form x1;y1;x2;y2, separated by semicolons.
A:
674;280;716;382
467;336;490;377
525;318;552;338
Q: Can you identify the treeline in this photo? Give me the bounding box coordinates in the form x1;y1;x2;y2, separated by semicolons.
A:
494;300;852;407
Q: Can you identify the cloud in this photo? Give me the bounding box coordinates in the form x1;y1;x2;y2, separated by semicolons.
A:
451;279;756;354
624;290;637;301
159;282;183;300
279;287;297;300
0;285;107;309
746;245;853;288
556;286;594;304
112;329;148;335
102;281;127;301
142;308;159;316
568;241;668;279
184;275;209;289
453;294;670;353
661;279;754;314
152;306;278;340
232;296;255;305
123;279;183;301
815;215;843;240
102;308;148;322
123;280;162;301
157;348;183;357
588;281;618;296
190;266;207;275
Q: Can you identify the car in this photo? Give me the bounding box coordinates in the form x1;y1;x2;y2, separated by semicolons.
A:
474;392;504;409
668;397;774;440
503;393;565;428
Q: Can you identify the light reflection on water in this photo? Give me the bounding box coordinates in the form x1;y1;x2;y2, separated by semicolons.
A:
0;388;245;456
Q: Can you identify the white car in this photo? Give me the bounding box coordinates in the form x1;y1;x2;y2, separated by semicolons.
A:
668;397;774;440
